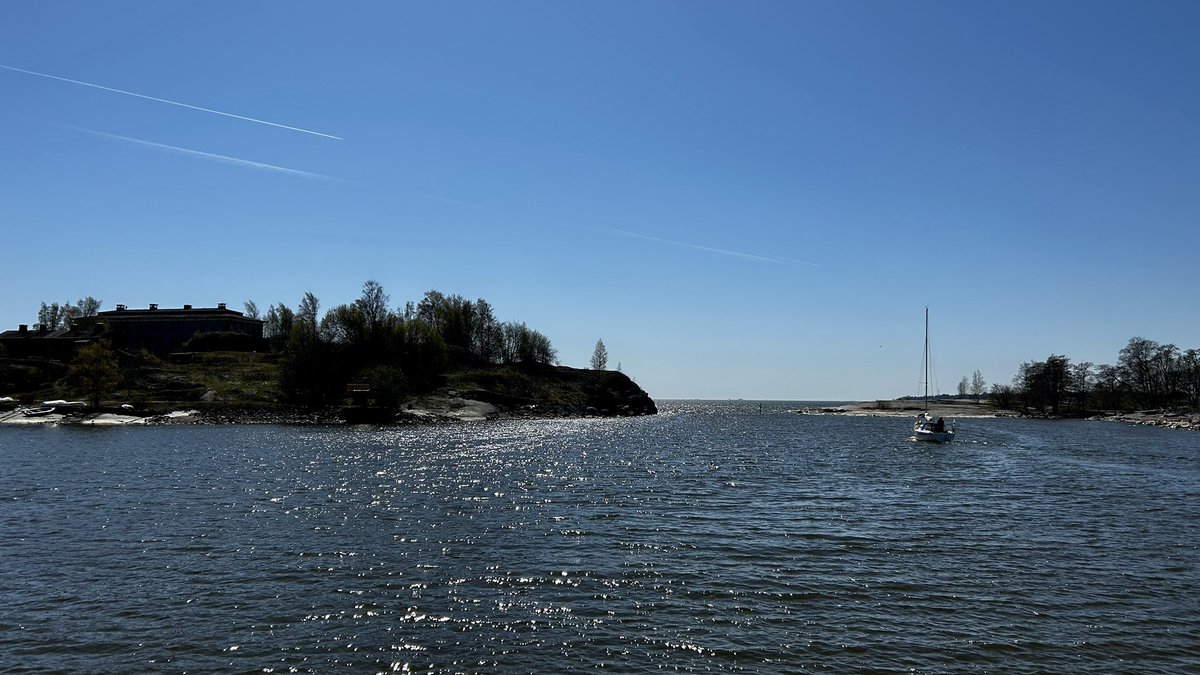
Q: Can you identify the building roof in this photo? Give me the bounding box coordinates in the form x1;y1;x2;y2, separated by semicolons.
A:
97;303;260;321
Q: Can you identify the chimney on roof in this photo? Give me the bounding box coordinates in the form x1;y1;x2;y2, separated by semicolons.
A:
18;324;27;335
148;303;158;311
116;304;127;311
218;302;227;310
183;304;192;310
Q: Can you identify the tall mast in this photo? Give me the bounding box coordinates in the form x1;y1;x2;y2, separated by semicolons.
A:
924;306;930;411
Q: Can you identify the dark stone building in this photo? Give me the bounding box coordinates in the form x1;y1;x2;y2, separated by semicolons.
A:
97;303;264;353
0;324;100;360
0;303;265;358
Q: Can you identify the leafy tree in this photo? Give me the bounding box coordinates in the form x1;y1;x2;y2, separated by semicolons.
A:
357;280;390;333
471;298;502;363
36;302;71;330
243;300;261;320
320;303;367;346
264;303;295;350
280;316;338;406
69;339;120;408
298;292;321;333
74;296;102;319
591;339;609;370
35;297;101;330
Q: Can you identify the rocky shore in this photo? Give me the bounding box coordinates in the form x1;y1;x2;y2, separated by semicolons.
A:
1090;410;1200;431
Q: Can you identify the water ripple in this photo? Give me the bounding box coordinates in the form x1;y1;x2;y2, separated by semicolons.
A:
2;405;1198;673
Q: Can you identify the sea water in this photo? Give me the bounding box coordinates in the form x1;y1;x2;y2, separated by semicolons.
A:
1;401;1197;673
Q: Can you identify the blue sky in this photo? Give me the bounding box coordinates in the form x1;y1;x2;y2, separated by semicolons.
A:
2;1;1197;400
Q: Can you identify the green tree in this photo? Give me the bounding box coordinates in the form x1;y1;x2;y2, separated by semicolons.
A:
357;280;391;333
36;301;71;330
298;292;321;334
264;304;295;350
471;298;502;363
591;339;608;370
35;296;102;331
74;296;102;318
69;340;120;408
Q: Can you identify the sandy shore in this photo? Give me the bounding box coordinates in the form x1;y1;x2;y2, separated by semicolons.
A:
798;399;1017;419
799;399;1199;431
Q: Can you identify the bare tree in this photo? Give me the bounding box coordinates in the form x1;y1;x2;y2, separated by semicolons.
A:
970;370;986;402
957;376;968;398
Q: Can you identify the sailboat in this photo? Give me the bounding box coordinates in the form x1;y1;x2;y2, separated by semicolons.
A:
913;307;956;442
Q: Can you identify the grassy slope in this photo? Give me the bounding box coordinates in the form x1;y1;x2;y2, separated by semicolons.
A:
2;352;656;417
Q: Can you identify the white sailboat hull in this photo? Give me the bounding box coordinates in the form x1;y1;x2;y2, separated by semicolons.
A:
913;425;955;443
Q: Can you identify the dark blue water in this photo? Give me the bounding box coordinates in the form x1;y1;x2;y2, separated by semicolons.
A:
2;401;1197;673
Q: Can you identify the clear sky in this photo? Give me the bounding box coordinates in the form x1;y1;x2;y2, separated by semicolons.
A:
2;1;1197;400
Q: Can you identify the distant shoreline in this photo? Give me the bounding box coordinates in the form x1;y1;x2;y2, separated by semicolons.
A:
799;398;1199;431
799;399;1017;419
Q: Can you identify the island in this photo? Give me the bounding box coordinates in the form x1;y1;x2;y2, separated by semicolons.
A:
0;285;657;425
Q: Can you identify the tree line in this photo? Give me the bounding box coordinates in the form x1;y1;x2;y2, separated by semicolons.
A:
14;283;562;410
33;297;103;330
250;281;560;406
988;337;1200;415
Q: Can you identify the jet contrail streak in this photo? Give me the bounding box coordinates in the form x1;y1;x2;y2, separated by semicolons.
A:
78;128;339;180
2;64;342;140
606;227;821;267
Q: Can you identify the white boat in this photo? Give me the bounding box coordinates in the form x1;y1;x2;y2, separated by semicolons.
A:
912;307;955;443
43;399;86;408
21;406;57;417
914;411;955;443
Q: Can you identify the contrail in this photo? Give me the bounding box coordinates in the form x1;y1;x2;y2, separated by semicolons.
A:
606;227;820;267
77;128;340;181
2;64;342;140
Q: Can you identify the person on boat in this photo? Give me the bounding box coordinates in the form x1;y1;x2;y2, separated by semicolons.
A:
934;417;945;432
